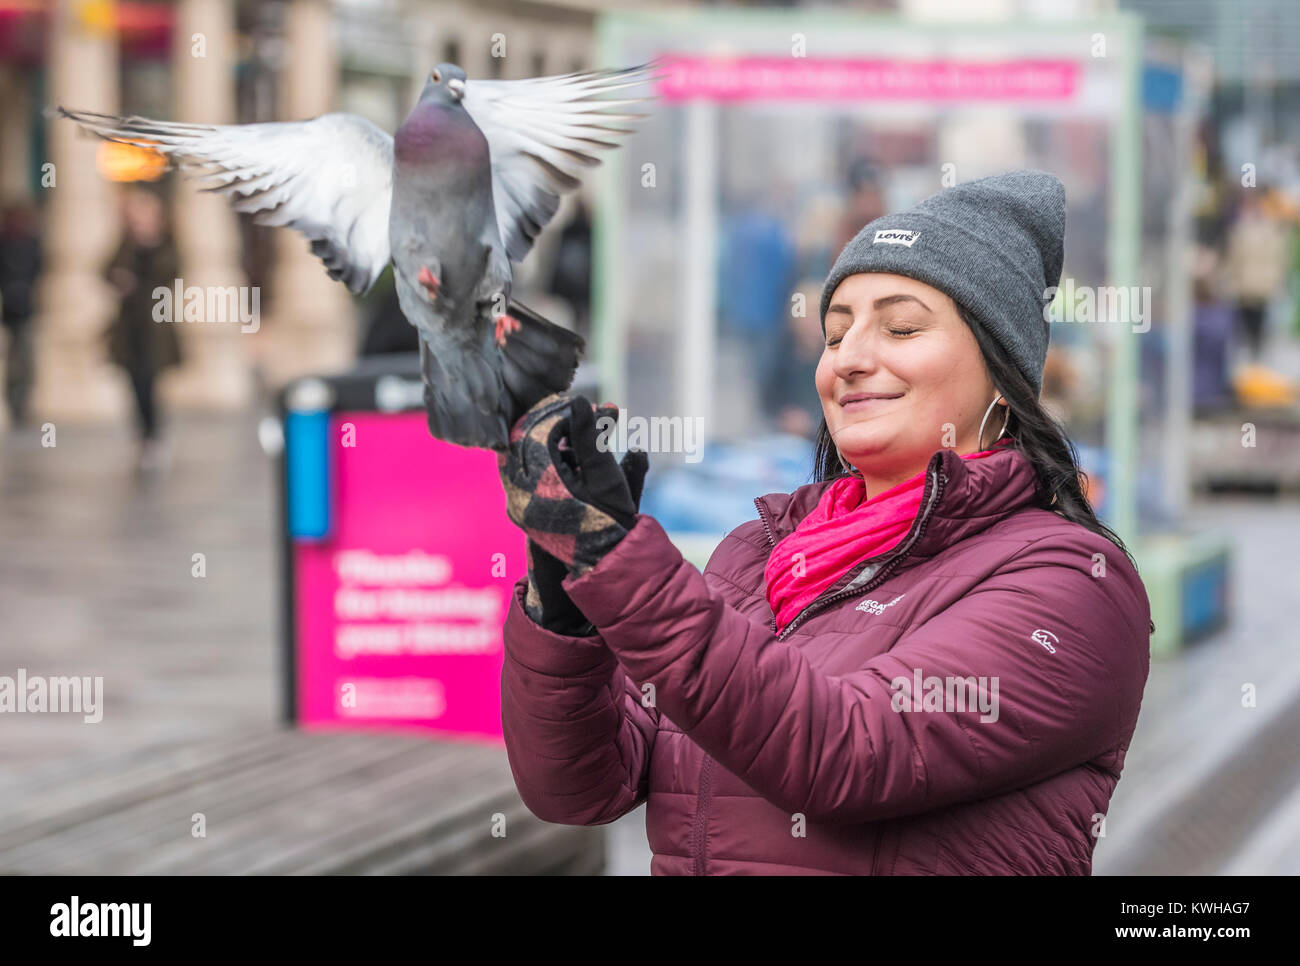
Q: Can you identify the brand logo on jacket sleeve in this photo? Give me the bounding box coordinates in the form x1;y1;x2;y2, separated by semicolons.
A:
1031;628;1059;653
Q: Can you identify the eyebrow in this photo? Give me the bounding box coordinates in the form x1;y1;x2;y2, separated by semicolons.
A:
826;294;933;316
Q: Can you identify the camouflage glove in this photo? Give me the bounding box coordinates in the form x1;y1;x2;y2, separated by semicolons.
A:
522;538;594;636
499;392;648;630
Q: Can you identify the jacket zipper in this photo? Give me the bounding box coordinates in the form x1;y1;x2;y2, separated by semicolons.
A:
686;494;781;874
757;464;948;641
756;499;781;632
686;466;946;875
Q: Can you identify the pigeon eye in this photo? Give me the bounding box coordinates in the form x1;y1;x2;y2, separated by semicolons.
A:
431;69;441;83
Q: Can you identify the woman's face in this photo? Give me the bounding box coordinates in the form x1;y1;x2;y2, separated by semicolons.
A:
816;272;1002;491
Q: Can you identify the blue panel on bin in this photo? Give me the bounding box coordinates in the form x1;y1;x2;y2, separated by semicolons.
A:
286;410;331;539
1182;556;1227;638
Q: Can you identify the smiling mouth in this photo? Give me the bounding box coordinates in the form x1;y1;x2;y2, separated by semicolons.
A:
840;392;904;408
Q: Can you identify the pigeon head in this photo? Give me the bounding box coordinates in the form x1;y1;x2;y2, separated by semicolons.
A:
419;63;467;106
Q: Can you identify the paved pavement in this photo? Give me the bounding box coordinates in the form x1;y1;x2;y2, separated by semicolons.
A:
1;407;1297;874
1095;497;1300;874
0;412;278;786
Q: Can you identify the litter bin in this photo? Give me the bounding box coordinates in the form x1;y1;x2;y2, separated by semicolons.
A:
275;352;600;742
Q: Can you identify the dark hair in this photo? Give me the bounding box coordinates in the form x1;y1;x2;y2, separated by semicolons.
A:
811;302;1139;572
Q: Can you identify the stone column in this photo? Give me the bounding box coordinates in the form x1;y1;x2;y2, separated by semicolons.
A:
504;26;533;80
408;9;437;108
0;67;32;203
28;0;126;423
260;0;355;387
467;14;496;80
164;0;252;409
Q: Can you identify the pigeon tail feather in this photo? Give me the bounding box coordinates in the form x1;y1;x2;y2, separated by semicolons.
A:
499;300;585;430
420;338;510;451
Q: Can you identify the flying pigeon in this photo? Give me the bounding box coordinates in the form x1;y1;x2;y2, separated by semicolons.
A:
58;61;658;451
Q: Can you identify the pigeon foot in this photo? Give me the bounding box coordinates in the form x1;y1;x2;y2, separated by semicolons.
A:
494;313;521;347
417;266;440;299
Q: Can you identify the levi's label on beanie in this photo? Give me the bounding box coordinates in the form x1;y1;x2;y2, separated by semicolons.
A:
873;229;920;247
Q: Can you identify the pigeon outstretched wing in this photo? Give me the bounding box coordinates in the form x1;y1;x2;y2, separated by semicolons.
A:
461;62;660;264
56;107;393;294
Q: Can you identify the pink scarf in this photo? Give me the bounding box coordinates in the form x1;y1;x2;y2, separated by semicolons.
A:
764;441;1012;634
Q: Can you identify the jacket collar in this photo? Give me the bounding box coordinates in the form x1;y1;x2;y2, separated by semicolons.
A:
755;444;1042;564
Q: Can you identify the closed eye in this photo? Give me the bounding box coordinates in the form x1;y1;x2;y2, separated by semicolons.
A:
828;327;917;345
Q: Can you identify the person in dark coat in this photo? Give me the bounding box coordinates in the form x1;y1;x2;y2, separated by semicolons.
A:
548;198;594;344
0;202;42;425
495;172;1152;875
358;267;419;356
103;183;181;468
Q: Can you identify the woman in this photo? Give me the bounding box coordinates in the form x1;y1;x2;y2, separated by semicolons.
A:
496;171;1152;875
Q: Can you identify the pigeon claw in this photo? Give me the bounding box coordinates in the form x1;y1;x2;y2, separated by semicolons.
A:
494;313;521;347
417;266;440;299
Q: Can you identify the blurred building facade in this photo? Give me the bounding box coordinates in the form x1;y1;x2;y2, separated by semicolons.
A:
3;0;1294;429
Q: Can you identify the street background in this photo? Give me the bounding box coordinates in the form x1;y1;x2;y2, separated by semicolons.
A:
2;0;1299;874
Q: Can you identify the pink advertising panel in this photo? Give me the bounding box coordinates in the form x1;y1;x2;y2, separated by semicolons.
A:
294;410;523;743
655;55;1081;103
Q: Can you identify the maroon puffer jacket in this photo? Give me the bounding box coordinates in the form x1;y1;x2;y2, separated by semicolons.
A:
500;444;1151;874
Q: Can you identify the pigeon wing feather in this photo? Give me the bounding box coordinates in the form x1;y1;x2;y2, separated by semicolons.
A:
56;107;393;294
460;62;661;264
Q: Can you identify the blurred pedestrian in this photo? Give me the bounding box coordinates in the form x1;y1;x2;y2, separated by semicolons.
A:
548;197;593;344
1191;245;1235;413
1224;188;1290;359
833;158;885;256
760;278;825;438
358;268;419;356
103;184;181;472
496;171;1152;875
718;190;798;424
0;201;42;425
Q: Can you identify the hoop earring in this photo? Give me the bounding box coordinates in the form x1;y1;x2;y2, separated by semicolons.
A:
977;392;1011;449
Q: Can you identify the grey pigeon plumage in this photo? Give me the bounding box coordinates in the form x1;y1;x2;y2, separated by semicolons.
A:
57;60;658;450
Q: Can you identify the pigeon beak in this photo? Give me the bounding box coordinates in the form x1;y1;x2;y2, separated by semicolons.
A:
447;78;465;102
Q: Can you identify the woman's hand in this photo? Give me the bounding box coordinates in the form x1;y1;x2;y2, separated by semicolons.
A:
499;391;649;621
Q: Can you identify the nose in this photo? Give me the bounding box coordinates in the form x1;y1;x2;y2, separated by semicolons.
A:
831;316;880;381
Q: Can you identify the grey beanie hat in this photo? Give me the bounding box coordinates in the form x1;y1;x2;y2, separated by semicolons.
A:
819;170;1066;396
